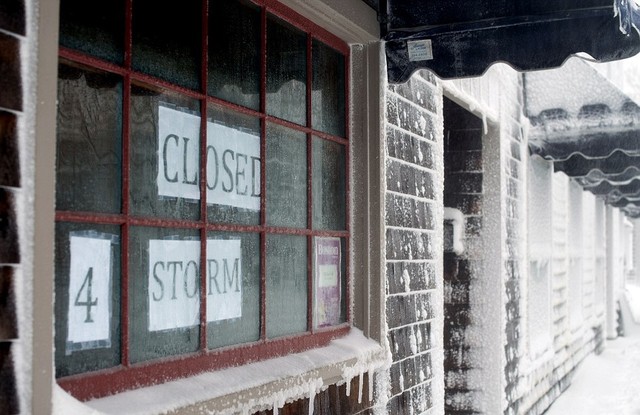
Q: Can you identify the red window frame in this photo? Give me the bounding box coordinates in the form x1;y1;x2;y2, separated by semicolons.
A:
56;0;351;400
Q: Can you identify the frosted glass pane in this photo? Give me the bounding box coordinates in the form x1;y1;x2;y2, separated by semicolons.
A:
56;63;122;214
266;124;307;228
312;41;345;137
266;15;307;125
132;0;201;90
208;0;260;110
129;226;200;364
129;84;200;220
207;232;260;349
54;222;120;377
266;234;307;338
312;137;346;230
207;106;261;225
59;0;124;64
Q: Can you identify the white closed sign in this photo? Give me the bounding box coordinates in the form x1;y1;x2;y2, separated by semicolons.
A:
157;105;260;211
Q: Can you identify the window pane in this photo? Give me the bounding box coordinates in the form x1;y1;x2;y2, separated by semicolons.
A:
208;0;260;110
129;226;200;364
266;124;307;228
266;15;307;125
312;137;346;230
59;0;125;64
312;41;345;137
207;106;261;225
129;83;200;220
132;0;201;90
266;234;307;338
54;222;120;377
56;63;122;214
207;232;260;349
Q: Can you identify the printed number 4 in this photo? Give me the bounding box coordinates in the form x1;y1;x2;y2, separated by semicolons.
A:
75;268;98;323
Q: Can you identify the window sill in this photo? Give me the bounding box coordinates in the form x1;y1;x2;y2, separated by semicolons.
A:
53;328;389;415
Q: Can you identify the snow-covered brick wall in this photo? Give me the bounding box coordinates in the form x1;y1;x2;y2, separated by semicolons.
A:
384;69;444;414
0;1;26;413
441;66;527;415
520;170;606;415
442;96;485;415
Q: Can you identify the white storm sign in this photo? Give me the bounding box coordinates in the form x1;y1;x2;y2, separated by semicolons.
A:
148;239;243;332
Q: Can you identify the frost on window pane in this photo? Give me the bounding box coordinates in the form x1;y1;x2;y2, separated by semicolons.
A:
129;226;200;364
207;232;260;349
313;137;346;230
54;222;120;378
207;106;261;225
59;0;124;64
56;63;122;214
266;124;307;228
266;234;307;338
312;41;345;137
130;84;200;220
132;0;201;91
208;0;260;110
266;15;307;126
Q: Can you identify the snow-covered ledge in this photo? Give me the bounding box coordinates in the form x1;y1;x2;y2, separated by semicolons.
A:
53;329;389;415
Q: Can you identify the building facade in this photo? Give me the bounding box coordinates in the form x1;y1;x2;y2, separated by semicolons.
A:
0;0;636;414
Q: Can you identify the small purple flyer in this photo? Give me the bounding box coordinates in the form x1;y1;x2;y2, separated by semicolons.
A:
314;237;341;328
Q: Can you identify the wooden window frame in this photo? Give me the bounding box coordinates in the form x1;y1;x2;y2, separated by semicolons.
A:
56;0;351;400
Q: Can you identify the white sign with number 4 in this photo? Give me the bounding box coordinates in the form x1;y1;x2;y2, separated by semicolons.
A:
67;235;112;346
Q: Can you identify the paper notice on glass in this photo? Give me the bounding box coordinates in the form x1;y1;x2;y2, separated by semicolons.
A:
148;239;201;331
157;105;201;201
67;235;113;349
314;237;341;328
206;123;260;211
206;239;242;321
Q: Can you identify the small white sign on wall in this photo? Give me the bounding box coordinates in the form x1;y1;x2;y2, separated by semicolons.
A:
157;105;260;211
67;235;113;351
148;238;243;332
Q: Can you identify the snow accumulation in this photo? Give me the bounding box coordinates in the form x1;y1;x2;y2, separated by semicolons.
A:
545;284;640;415
52;329;389;415
525;57;631;117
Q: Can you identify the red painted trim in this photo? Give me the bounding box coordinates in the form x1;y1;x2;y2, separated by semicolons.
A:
260;0;349;55
306;33;314;332
259;5;268;342
199;0;209;351
59;325;350;401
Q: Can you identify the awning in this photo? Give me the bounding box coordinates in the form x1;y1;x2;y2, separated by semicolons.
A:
380;0;640;82
525;58;640;217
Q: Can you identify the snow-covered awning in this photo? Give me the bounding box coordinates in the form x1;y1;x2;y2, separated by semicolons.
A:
525;58;640;217
378;0;640;82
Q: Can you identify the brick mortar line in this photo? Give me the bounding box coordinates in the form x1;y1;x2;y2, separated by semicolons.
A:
390;91;439;118
386;155;438;174
385;190;438;204
386;123;438;145
386;288;438;297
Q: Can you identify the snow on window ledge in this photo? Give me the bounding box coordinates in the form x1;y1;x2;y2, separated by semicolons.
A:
53;329;389;415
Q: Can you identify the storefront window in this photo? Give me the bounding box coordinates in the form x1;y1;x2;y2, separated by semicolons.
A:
54;0;349;399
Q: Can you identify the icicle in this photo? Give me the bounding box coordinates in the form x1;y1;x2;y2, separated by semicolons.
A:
368;369;374;403
357;372;364;404
345;376;352;397
482;113;488;135
308;384;316;415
